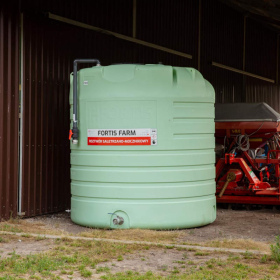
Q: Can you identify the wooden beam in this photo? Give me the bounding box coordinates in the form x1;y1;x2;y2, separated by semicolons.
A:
48;13;193;60
212;61;275;83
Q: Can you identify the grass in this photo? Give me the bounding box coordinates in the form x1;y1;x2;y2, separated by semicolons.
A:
0;237;153;279
0;219;63;237
0;218;181;245
204;239;270;252
0;233;280;279
99;251;280;280
117;255;124;261
79;265;92;277
98;259;277;280
35;235;47;241
0;237;7;243
194;251;210;256
1;217;280;279
100;254;280;279
0;218;271;253
96;266;110;273
165;245;175;249
0;232;34;244
0;224;23;233
80;228;181;244
270;236;280;263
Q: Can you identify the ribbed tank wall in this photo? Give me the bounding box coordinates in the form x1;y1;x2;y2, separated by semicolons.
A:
70;64;216;229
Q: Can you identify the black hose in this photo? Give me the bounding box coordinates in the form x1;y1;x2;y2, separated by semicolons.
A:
72;59;101;144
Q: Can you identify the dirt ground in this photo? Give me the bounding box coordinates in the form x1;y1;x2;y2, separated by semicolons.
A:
95;248;228;276
1;207;280;279
180;207;280;243
0;238;54;258
26;207;280;243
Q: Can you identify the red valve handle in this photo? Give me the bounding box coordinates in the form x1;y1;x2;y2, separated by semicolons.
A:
69;130;73;140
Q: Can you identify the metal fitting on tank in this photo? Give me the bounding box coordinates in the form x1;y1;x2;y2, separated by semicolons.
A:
113;215;124;225
108;213;124;225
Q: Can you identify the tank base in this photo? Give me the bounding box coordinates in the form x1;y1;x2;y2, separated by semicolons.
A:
71;195;216;229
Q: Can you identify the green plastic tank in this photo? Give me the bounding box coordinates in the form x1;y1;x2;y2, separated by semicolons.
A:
69;64;216;229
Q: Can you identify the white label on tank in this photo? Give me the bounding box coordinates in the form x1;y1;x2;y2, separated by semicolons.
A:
87;129;157;146
83;81;88;85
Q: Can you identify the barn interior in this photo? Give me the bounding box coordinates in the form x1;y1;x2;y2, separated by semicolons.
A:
1;0;280;219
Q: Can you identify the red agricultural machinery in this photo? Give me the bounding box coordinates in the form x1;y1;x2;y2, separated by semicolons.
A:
215;103;280;205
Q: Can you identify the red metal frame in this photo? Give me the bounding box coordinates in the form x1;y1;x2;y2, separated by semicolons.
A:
217;195;280;205
216;151;280;204
216;126;280;205
215;119;280;205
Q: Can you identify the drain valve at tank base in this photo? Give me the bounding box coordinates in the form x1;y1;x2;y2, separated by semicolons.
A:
108;213;124;225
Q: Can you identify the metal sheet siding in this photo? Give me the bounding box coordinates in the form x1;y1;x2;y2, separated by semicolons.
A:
0;5;19;219
245;18;277;81
201;0;244;103
246;78;280;112
21;12;134;217
244;18;279;111
137;0;198;67
22;0;133;36
22;14;71;216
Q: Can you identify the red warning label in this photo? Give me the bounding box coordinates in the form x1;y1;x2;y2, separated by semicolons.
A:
87;129;157;146
88;137;151;146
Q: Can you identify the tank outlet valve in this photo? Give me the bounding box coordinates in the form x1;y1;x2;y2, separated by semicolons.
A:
108;213;124;225
113;216;124;225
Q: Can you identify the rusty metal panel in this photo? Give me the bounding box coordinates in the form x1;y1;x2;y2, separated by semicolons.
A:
0;5;19;219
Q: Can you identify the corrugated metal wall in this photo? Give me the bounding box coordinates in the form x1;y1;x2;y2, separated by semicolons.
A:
137;0;198;67
21;14;71;216
1;0;280;219
201;0;244;103
244;18;280;111
20;1;137;216
0;4;19;219
20;5;135;216
22;0;133;36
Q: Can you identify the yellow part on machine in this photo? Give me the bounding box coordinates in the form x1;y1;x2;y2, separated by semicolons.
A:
218;172;236;198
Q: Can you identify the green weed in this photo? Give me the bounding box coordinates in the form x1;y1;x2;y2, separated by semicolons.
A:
270;236;280;263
